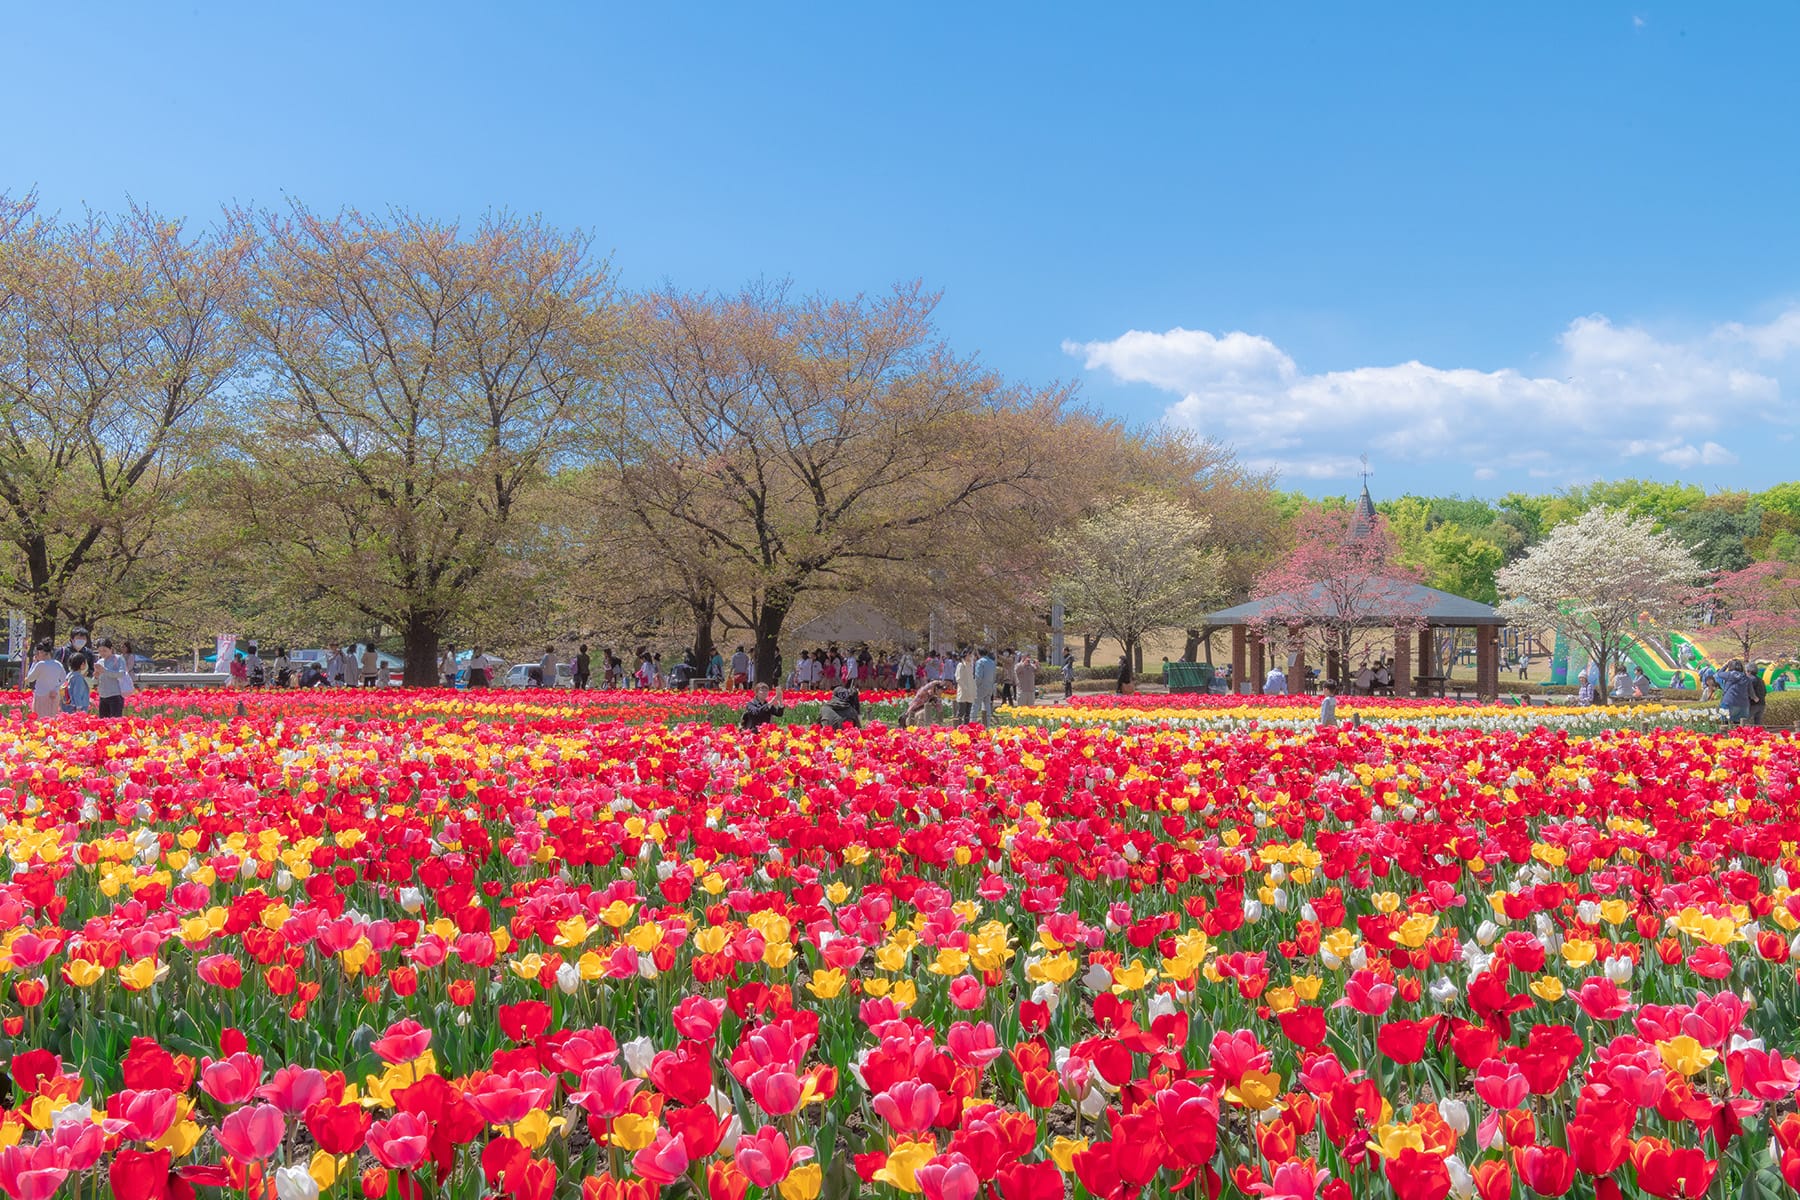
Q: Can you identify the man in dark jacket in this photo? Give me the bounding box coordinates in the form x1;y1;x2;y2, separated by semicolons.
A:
740;683;785;730
1750;665;1769;727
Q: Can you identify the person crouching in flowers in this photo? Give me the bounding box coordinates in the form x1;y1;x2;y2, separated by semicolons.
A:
901;678;950;728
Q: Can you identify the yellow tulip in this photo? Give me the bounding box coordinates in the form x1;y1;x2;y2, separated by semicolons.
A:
612;1112;658;1150
780;1163;823;1200
807;968;847;999
554;915;592;947
1529;976;1565;1002
119;958;162;991
874;1139;938;1193
1657;1035;1718;1076
1368;1122;1427;1159
1048;1136;1089;1172
310;1151;344;1190
62;959;104;988
1224;1069;1282;1111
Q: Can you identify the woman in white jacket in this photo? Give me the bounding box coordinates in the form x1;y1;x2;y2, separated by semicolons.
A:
954;651;976;724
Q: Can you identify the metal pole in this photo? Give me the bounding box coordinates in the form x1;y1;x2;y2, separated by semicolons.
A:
1050;596;1064;668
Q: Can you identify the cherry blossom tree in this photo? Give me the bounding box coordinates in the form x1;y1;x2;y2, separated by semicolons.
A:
1248;506;1427;680
1706;561;1800;664
1497;507;1701;700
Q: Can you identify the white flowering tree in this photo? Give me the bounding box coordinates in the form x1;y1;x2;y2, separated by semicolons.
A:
1051;496;1223;685
1497;507;1701;700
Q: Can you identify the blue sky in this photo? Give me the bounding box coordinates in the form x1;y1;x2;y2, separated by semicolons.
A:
6;4;1798;496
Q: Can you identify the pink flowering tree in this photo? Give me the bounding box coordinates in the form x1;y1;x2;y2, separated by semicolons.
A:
1706;561;1800;664
1248;507;1429;683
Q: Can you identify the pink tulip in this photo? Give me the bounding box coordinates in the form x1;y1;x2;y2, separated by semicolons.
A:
216;1103;284;1162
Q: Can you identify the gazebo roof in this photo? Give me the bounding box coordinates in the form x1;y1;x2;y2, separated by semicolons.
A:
1203;579;1506;627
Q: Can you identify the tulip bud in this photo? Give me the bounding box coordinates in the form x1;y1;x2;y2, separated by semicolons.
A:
1476;921;1500;947
397;888;424;914
1438;1099;1469;1136
556;962;580;994
1444;1155;1474;1200
1603;955;1633;984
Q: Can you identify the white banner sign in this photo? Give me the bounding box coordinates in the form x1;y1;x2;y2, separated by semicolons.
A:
215;633;235;674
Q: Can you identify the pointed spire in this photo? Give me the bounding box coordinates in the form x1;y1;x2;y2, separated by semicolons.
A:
1350;456;1376;537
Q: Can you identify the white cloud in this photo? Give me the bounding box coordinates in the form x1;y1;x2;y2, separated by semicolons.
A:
1064;307;1800;482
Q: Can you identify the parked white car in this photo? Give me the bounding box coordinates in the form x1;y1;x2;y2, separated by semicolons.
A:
502;662;573;688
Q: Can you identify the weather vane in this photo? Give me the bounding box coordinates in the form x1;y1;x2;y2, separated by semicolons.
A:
1359;453;1373;485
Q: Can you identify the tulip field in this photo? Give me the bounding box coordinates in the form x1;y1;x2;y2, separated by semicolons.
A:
0;688;1796;1200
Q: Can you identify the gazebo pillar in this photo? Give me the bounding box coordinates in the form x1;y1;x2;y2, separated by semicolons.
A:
1231;625;1246;693
1250;637;1266;694
1476;626;1500;700
1418;629;1434;685
1392;629;1413;698
1289;639;1306;694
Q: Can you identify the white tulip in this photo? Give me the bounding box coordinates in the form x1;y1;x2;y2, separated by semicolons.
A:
623;1036;656;1076
274;1165;321;1200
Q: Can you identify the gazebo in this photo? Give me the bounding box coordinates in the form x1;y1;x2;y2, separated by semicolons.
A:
1200;486;1508;700
1203;585;1507;699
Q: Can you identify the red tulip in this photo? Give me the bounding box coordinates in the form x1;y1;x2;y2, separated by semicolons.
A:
1630;1138;1717;1200
649;1045;715;1108
498;1000;552;1043
1277;1006;1328;1049
305;1101;373;1155
1470;1159;1511;1200
1512;1145;1573;1197
995;1160;1064;1200
1375;1018;1431;1065
1384;1148;1450;1200
108;1148;175;1200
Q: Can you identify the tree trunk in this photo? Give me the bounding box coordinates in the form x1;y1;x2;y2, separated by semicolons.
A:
753;597;791;686
1201;628;1215;666
1118;635;1136;689
26;535;56;647
1134;642;1144;675
1183;628;1201;662
402;613;440;688
1082;634;1098;668
690;593;717;675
